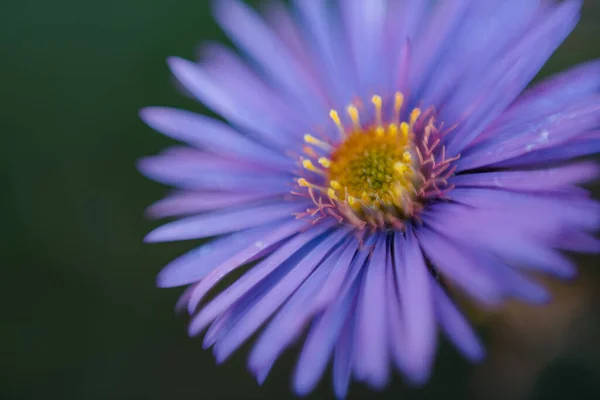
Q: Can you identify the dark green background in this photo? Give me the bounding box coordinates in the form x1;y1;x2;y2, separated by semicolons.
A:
3;1;600;399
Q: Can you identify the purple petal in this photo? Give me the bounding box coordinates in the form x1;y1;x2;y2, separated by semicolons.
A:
339;0;388;95
248;239;355;381
144;201;305;243
188;223;333;334
450;162;599;192
198;42;312;134
156;221;284;288
167;57;293;148
423;202;578;278
408;0;470;102
554;230;600;254
432;280;485;362
137;147;291;192
423;0;539;112
213;0;326;123
445;0;583;155
353;234;390;389
393;230;437;384
333;312;356;400
383;0;426;92
457;96;600;171
478;255;550;304
212;228;349;363
415;227;503;305
146;191;274;219
486;60;600;139
448;188;600;233
140;107;290;167
291;0;358;110
169;218;308;301
293;243;369;395
491;131;600;168
308;235;363;313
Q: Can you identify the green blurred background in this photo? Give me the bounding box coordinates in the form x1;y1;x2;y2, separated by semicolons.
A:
2;0;600;399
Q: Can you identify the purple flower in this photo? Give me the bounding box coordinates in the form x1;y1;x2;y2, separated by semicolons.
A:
139;0;600;397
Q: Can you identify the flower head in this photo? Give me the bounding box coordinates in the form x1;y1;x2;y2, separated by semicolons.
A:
140;0;600;397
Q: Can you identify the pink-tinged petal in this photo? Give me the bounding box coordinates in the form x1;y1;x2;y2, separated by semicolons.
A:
146;191;274;219
188;223;332;334
415;228;503;305
213;0;327;123
156;222;284;288
446;0;583;155
393;230;437;384
212;228;349;363
353;234;390;389
139;107;291;168
248;239;355;381
432;279;485;362
293;244;369;395
144;201;305;243
450;162;600;192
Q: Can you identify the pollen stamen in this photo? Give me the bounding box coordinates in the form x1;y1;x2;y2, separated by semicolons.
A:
329;110;346;136
294;93;458;230
347;105;361;131
302;159;325;175
394;92;404;124
318;157;331;168
372;95;383;128
304;134;333;151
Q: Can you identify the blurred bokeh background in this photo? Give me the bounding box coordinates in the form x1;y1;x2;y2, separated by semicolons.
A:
2;0;600;399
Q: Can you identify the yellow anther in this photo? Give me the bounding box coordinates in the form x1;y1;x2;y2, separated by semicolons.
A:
298;178;311;187
394;162;409;174
371;95;383;127
376;126;385;137
318;157;331;168
410;108;422;126
347;196;358;207
302;159;321;173
400;122;409;138
329;110;345;134
327;188;338;200
330;180;342;190
394;92;404;123
388;123;398;137
402;151;412;163
347;105;361;130
304;134;331;150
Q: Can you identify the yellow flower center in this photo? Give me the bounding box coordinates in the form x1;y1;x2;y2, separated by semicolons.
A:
327;119;416;208
296;93;432;229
